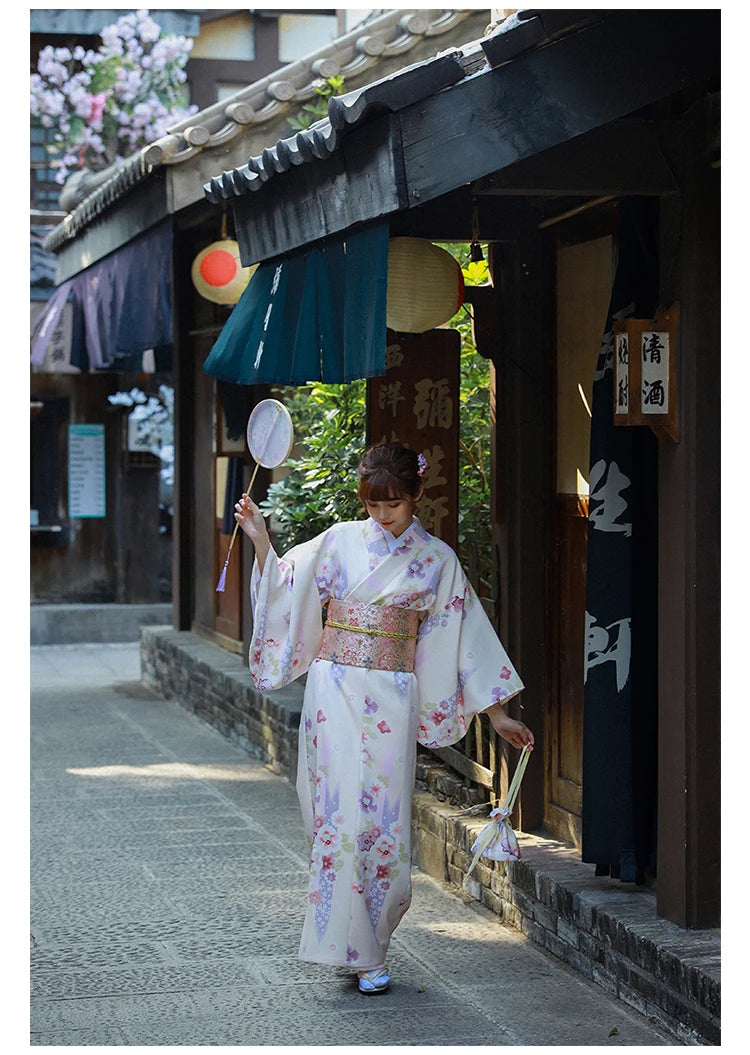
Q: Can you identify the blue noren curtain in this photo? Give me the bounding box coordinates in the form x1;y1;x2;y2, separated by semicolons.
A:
30;218;173;372
202;223;389;385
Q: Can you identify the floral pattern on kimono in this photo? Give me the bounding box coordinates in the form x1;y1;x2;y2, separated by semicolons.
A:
250;517;523;969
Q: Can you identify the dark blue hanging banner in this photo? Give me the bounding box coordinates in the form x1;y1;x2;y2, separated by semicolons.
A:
582;198;660;885
202;223;389;385
30;218;173;372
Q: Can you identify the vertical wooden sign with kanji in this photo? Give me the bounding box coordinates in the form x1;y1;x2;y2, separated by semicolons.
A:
367;328;460;550
613;304;679;440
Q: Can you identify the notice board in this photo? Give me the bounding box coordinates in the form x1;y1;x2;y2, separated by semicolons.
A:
68;424;106;518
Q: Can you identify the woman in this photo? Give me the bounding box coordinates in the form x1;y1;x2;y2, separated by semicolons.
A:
235;442;534;994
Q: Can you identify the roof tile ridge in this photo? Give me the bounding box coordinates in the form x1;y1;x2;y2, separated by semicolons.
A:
44;9;480;249
149;9;476;168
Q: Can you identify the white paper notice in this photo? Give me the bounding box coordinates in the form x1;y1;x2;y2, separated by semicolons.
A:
68;424;106;518
640;331;669;415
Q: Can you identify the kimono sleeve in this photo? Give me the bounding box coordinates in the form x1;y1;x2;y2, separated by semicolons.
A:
248;526;341;691
413;548;524;748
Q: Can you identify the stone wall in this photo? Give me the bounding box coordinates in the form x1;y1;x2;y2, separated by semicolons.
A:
411;794;720;1045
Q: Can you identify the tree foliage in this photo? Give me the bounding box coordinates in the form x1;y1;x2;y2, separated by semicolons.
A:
260;381;367;551
441;248;494;595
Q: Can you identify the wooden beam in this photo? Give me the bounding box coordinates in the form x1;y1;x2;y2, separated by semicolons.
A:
387;187;526;242
400;10;718;208
230;112;407;265
430;746;495;790
490;230;550;833
54;176;169;283
172;234;194;632
471;120;680;199
656;100;720;929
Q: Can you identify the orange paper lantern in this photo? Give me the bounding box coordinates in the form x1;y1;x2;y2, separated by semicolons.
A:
386;238;465;333
191;239;257;305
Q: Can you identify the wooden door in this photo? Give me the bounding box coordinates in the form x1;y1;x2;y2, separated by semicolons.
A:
546;230;614;846
214;455;244;643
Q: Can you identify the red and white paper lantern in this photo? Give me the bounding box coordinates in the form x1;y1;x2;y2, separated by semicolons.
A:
386;237;465;333
191;239;257;305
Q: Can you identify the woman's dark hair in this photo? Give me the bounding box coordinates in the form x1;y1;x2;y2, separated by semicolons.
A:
358;443;421;504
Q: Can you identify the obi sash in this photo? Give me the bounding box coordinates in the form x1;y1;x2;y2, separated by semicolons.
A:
317;599;420;673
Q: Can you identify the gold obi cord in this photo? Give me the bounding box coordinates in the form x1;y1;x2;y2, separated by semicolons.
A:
317;599;420;673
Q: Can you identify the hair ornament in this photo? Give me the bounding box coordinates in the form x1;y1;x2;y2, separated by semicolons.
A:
417;453;428;478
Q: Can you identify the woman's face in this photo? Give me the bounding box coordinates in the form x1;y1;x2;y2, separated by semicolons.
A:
364;491;420;538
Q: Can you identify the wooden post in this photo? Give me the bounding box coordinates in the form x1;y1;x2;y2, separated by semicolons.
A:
656;100;720;928
488;228;549;830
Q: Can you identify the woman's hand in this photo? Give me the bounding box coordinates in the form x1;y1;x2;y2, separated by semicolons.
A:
486;702;535;751
234;494;271;571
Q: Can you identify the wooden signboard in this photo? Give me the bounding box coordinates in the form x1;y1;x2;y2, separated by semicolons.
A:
613;304;679;440
367;328;460;550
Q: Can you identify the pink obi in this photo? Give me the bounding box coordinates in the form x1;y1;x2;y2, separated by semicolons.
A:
317;599;421;673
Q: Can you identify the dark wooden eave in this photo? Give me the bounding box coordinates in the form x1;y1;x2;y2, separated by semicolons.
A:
43;8;488;281
215;9;720;266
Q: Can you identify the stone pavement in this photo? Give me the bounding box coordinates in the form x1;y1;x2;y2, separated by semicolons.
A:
30;643;677;1047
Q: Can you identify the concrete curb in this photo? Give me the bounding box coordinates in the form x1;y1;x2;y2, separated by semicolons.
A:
31;604;173;645
140;626;720;1044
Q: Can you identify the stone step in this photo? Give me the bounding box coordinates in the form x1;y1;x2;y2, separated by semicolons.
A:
31;604;172;645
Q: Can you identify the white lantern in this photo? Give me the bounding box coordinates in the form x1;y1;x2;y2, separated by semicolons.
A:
386;238;465;333
191;239;257;305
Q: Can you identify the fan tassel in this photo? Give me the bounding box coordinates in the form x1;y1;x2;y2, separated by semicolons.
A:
215;561;229;593
216;462;262;593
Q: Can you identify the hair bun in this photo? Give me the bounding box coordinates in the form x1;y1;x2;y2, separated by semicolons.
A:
358;442;422;503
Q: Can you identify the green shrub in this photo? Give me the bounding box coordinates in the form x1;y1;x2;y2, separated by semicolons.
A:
260;380;366;551
286;75;345;133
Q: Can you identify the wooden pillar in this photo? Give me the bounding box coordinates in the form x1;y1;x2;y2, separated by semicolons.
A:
172;236;194;631
656;100;720;927
484;225;550;831
110;409;162;604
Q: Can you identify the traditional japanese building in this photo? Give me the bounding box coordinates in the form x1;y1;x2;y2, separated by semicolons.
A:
33;8;721;1042
199;5;720;928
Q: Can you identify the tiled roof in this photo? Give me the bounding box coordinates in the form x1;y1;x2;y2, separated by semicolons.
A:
203;45;478;204
141;9;477;170
30;224;58;293
202;9;609;207
43;9;486;253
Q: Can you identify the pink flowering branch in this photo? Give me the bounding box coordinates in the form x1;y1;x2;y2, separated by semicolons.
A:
30;8;197;184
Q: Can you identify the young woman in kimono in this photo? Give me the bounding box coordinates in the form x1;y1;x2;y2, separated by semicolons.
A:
235;442;534;994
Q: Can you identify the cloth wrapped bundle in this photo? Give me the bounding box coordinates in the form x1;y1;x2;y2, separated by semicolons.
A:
465;744;532;879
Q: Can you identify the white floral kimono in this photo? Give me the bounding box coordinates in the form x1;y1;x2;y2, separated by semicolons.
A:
250;516;523;971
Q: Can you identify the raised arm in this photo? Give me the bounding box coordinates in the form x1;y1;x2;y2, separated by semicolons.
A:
234;494;271;573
